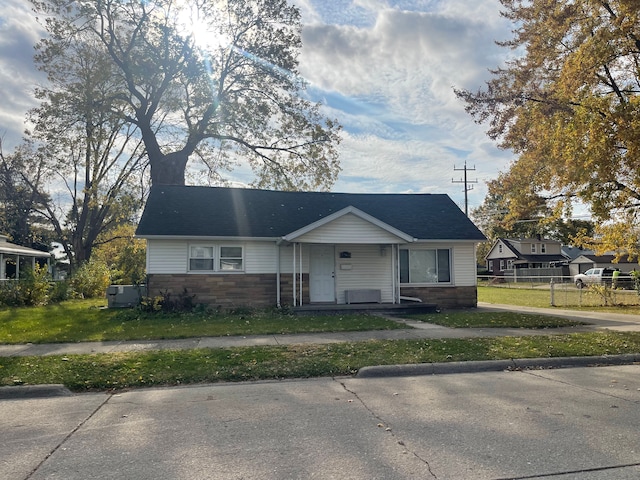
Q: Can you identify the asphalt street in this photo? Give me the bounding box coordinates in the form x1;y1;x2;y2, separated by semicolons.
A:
3;365;640;480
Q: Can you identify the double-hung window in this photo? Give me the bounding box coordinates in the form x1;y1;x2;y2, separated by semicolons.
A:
220;246;243;271
189;245;244;272
189;246;214;271
399;248;451;284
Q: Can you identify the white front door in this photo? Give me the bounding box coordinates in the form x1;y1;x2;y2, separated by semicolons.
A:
310;245;335;303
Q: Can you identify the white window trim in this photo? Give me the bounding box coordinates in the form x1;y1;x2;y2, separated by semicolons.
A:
188;243;245;273
219;245;244;271
188;244;215;272
531;243;536;253
399;247;452;286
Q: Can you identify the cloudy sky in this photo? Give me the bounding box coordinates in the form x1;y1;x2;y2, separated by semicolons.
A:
0;0;515;213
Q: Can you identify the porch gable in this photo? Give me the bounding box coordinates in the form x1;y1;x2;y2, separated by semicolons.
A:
282;206;413;244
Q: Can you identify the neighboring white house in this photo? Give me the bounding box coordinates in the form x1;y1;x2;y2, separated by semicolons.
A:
485;237;566;273
135;186;486;309
0;235;52;280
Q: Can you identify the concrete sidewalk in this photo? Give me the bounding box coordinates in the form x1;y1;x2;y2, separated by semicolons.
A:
2;303;640;358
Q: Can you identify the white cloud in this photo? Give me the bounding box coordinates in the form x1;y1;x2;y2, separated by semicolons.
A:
0;1;46;150
299;0;514;208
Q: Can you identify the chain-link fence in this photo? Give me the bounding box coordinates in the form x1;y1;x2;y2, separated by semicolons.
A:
478;275;640;307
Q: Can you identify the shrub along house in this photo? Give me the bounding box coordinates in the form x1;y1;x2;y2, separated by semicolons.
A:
135;186;486;309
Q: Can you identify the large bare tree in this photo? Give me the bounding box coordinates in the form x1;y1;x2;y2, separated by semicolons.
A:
21;34;147;267
31;0;341;188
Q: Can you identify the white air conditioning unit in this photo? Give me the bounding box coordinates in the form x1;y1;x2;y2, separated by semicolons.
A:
106;285;146;308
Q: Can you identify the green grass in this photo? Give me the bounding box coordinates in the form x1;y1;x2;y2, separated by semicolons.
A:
3;331;639;391
479;285;640;313
0;300;405;344
3;294;640;392
407;311;587;329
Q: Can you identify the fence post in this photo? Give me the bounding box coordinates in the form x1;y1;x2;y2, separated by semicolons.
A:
550;277;555;307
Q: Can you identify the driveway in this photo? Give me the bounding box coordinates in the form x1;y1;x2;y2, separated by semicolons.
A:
3;365;640;479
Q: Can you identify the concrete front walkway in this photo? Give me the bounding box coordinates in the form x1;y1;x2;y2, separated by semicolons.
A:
2;303;640;358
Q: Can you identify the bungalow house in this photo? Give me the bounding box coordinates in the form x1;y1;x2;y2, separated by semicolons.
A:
135;186;486;309
0;235;52;280
485;237;566;274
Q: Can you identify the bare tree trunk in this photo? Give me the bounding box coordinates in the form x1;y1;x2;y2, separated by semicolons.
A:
150;152;190;186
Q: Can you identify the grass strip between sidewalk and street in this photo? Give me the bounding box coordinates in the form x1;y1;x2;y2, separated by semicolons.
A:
2;331;640;392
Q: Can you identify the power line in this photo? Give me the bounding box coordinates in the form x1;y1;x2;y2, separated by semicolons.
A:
452;161;478;216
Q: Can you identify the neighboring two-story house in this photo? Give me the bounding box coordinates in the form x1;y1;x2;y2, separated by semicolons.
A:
485;237;566;274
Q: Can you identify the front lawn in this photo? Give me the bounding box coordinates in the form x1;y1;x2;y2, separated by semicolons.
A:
408;311;588;329
479;285;640;312
0;300;405;344
410;311;588;328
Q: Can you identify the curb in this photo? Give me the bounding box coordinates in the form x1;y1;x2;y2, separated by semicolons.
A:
0;384;73;400
356;354;640;378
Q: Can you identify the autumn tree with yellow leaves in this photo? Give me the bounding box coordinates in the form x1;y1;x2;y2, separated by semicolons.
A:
457;0;640;256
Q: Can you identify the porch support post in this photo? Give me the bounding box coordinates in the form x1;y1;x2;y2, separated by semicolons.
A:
276;242;281;308
392;244;397;304
299;244;303;306
16;254;20;280
0;253;4;279
293;242;297;306
394;244;400;303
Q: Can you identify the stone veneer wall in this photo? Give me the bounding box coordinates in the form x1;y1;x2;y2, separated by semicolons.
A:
400;286;478;309
147;273;309;308
148;275;476;309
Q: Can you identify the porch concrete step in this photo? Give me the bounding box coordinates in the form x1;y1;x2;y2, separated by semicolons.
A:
293;303;438;316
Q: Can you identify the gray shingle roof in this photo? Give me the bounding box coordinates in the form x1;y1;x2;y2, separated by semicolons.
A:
136;186;486;241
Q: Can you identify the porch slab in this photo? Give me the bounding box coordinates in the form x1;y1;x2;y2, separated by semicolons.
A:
293;302;438;315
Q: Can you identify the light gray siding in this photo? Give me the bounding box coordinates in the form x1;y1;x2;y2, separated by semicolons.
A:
453;243;478;286
147;239;279;274
278;243;310;274
244;242;277;273
295;213;405;244
334;244;393;303
146;239;188;274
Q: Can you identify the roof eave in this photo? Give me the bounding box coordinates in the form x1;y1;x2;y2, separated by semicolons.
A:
136;235;281;242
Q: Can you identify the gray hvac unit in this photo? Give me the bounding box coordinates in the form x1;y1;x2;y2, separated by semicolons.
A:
106;285;146;308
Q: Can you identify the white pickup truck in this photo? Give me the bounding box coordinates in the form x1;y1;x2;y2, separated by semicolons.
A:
574;268;633;289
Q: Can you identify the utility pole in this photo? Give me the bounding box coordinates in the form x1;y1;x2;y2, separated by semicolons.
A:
452;161;478;216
